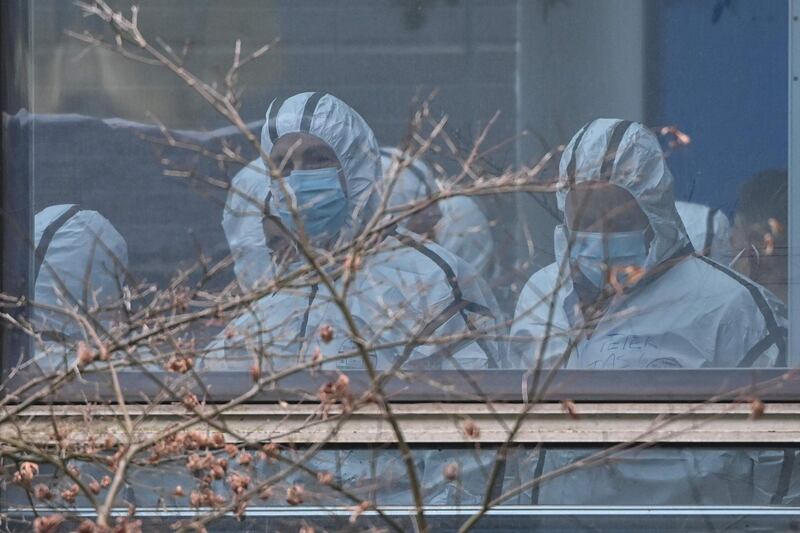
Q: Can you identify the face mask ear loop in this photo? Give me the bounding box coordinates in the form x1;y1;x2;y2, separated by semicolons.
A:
644;224;655;250
336;167;349;199
751;243;761;265
748;243;762;279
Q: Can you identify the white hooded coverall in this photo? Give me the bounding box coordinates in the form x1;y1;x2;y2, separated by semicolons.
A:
379;146;495;277
507;118;790;507
510;118;787;370
33;204;128;369
208;92;503;372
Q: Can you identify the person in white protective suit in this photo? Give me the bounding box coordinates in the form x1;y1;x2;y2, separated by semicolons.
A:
510;118;786;370
205;91;505;504
675;200;732;263
206;91;503;372
504;119;790;508
32;204;129;370
376;148;512;504
509;446;766;509
379;146;495;277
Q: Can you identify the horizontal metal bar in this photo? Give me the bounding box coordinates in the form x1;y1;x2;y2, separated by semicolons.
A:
6;368;800;404
5;505;800;518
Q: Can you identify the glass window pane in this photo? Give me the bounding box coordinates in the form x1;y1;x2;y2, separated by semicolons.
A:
0;1;795;392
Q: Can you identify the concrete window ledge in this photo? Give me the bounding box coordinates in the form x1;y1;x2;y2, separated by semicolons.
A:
3;402;799;444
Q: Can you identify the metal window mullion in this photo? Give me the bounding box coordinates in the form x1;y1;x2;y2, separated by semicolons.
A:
789;0;800;366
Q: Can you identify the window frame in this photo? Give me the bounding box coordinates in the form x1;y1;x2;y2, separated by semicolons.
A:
2;4;800;527
0;0;32;390
790;0;800;367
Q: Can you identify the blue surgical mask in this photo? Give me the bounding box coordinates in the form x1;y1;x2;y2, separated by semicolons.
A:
276;167;348;241
569;229;648;289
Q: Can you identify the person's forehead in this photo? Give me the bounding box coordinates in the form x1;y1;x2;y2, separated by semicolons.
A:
271;132;333;153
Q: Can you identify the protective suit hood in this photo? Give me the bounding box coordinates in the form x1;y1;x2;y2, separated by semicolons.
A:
378;146;495;276
379;146;439;209
222;158;274;291
674;200;732;263
556;119;692;271
33;204;128;338
261;92;381;242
